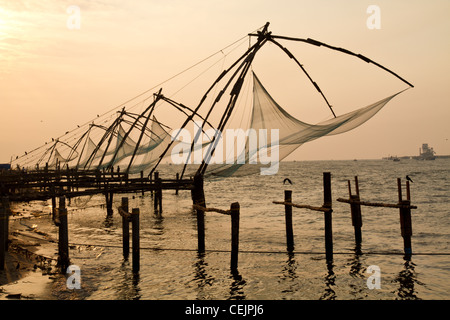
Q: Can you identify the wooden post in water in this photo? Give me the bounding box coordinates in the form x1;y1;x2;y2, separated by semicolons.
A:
131;208;140;273
230;202;240;271
0;197;8;270
121;197;130;260
350;194;363;244
157;175;163;214
58;196;70;272
284;190;294;252
398;178;412;257
153;171;159;213
2;197;10;252
192;173;206;253
140;171;144;196
105;191;114;217
349;176;362;244
323;172;333;261
175;173;179;195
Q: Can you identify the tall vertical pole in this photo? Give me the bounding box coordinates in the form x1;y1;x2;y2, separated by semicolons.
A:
192;173;206;253
230;202;240;272
153;171;159;213
131;208;140;273
350;194;363;244
122;197;130;260
398;178;412;257
0;198;6;270
58;196;70;272
284;190;294;252
323;172;333;261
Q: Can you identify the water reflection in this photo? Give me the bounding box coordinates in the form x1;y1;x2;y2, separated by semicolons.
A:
394;258;422;300
229;269;246;300
349;244;364;277
110;262;142;300
279;253;298;297
191;253;214;299
320;260;336;300
103;215;114;228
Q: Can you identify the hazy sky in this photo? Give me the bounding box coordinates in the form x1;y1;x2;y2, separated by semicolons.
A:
1;0;449;163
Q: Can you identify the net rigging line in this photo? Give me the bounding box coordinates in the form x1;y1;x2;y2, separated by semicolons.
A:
12;25;265;165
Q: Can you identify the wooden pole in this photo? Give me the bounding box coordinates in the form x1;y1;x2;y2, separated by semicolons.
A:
2;197;10;252
323;172;333;261
131;208;140;273
397;178;403;202
153;171;159;212
192;173;206;253
122;197;130;260
350;194;363;244
140;171;144;196
105;191;113;217
175;173;179;195
406;180;411;201
0;198;6;270
284;190;294;252
230;202;240;271
157;176;162;214
354;176;360;197
399;199;413;257
58;196;70;272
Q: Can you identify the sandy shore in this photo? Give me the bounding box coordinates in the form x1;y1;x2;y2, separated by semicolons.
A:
0;215;61;300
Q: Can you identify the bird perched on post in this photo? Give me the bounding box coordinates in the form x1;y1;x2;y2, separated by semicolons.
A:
406;175;413;183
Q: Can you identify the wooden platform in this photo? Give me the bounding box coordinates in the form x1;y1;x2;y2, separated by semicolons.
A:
0;168;193;202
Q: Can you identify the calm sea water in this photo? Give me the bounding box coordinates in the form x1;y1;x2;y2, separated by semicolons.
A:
10;159;450;300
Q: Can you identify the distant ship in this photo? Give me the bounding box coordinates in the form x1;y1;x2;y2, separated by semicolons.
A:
414;143;436;160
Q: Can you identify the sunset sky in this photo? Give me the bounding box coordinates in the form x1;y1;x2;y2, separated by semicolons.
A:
1;0;449;163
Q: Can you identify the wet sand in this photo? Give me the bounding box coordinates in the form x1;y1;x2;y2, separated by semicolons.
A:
1;215;60;300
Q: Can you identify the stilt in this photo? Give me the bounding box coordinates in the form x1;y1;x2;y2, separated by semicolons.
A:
157;175;162;214
131;208;140;273
153;171;159;213
284;190;294;252
350;194;363;244
230;202;240;271
121;197;130;260
58;196;70;272
105;191;114;216
0;197;9;270
192;173;206;253
398;178;412;257
140;171;144;196
323;172;333;261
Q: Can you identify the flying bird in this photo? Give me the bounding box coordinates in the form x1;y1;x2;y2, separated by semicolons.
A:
283;178;293;185
406;175;413;183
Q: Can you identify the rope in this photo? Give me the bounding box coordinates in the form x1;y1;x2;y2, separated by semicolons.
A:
66;242;450;256
192;204;231;215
